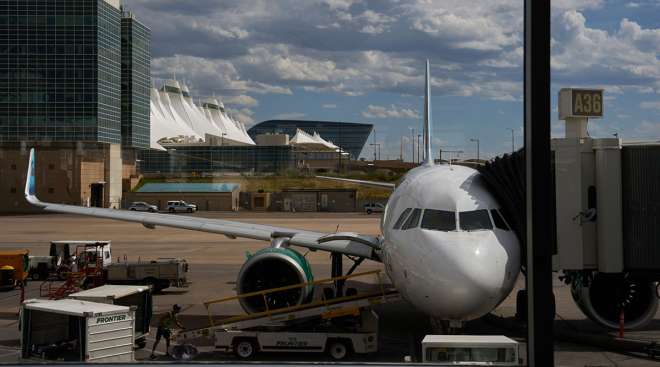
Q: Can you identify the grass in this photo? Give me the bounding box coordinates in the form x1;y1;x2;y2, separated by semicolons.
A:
134;174;393;200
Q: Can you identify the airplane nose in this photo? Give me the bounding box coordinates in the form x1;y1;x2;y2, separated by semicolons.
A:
414;231;519;320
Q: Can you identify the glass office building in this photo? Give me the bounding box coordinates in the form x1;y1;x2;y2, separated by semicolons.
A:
121;12;150;149
138;145;296;174
0;0;122;144
248;120;373;159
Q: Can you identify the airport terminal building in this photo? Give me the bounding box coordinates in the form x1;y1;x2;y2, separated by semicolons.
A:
248;120;373;159
0;0;374;212
0;0;148;212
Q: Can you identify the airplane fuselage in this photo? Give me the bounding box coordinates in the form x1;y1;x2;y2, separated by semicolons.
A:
379;163;521;321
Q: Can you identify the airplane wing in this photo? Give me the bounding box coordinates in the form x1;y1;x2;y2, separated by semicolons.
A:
315;176;396;190
24;149;381;260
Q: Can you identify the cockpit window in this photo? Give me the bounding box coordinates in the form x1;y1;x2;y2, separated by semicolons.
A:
402;208;422;230
421;209;456;231
490;209;510;231
459;209;493;231
393;208;412;230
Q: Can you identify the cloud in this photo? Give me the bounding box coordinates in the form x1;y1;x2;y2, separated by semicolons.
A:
224;95;259;107
125;0;660;105
227;108;255;125
151;55;292;97
362;104;420;119
634;120;660;138
640;101;660;109
551;12;660;91
274;112;307;119
322;104;337;108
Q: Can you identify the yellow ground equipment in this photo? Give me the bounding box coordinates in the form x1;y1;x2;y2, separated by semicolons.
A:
0;250;30;289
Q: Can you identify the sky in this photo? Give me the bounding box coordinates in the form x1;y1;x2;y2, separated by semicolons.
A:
122;0;660;160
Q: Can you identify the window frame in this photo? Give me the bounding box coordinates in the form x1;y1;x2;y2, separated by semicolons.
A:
401;208;422;230
458;209;494;231
392;208;412;230
420;209;457;232
490;209;511;231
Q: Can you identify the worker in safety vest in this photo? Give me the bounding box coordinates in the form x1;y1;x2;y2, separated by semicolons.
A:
150;304;184;359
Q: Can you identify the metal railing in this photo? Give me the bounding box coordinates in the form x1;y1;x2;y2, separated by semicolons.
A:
203;269;390;327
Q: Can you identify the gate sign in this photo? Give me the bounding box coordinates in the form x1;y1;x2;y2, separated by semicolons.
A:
558;88;603;120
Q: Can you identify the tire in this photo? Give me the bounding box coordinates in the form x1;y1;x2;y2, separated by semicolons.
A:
135;339;147;349
327;339;350;360
149;208;156;213
169;208;175;213
233;339;257;359
366;209;372;215
31;272;40;281
187;208;193;213
130;208;136;211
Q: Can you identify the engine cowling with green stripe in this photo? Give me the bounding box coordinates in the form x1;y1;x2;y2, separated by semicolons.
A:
237;247;314;313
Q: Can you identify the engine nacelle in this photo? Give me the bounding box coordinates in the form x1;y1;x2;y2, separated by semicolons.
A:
570;272;658;330
236;247;314;313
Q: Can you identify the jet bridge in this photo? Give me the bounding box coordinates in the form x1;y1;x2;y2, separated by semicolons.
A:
479;88;660;330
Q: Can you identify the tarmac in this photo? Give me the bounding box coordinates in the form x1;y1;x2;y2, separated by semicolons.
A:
0;211;659;365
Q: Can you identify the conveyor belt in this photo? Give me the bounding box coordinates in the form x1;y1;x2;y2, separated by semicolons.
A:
176;290;399;343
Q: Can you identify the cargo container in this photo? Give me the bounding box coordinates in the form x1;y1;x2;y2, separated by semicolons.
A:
20;298;135;363
422;335;520;365
68;285;152;349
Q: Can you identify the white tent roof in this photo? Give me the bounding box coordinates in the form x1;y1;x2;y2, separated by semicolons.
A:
148;80;255;148
149;88;200;149
200;98;255;145
291;129;335;151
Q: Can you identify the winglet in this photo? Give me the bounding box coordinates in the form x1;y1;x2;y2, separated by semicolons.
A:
24;148;42;206
423;59;433;166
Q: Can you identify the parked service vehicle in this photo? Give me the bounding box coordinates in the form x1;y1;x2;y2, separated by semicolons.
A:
28;256;55;281
50;240;112;276
128;201;158;212
167;200;197;213
106;258;189;292
68;285;153;349
363;203;385;214
0;250;30;289
20;298;135;362
422;335;520;365
214;310;379;360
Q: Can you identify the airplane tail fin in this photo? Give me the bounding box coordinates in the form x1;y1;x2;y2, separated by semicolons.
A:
24;148;42;206
423;59;433;165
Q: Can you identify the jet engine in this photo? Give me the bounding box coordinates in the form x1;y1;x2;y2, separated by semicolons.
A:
570;272;658;330
236;247;314;313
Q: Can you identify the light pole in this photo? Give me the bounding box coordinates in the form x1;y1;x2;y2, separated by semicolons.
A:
469;138;480;161
409;128;415;163
369;143;381;162
506;128;515;153
417;134;421;164
372;129;377;161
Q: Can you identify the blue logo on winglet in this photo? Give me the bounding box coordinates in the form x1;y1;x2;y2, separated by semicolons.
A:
27;149;36;197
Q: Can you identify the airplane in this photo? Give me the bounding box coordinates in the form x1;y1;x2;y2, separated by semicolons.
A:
23;60;521;328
